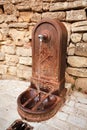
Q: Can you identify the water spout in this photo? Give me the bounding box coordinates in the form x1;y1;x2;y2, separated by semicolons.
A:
38;33;48;42
38;34;44;42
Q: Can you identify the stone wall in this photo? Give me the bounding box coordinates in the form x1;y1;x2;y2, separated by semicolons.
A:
0;0;87;92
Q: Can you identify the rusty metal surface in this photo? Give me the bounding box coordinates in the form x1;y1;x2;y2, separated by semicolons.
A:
17;18;67;122
6;119;33;130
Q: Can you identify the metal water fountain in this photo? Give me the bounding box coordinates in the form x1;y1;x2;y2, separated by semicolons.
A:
17;19;67;122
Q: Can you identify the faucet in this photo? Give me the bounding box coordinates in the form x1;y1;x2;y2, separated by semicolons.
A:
38;33;49;42
38;34;45;42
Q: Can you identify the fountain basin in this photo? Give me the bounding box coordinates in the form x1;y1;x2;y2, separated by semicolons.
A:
17;84;66;122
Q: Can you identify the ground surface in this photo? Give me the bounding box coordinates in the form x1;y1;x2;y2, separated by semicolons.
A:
0;80;87;130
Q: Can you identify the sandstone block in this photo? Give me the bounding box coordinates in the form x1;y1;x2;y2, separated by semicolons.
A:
18;12;33;22
16;47;32;57
75;78;87;93
65;72;75;84
5;15;17;23
50;1;87;11
16;0;42;12
9;29;26;42
16;1;30;11
19;57;32;66
83;33;87;42
24;29;33;41
0;28;9;40
0;40;12;45
72;26;87;33
17;64;32;80
71;33;82;43
66;9;86;21
66;67;87;77
0;65;7;74
72;21;87;32
8;66;17;76
5;54;19;66
0;52;5;61
1;45;15;55
8;22;29;28
3;2;19;16
0;31;3;41
0;14;6;23
75;43;87;57
42;12;65;20
1;74;18;80
0;23;8;28
43;2;50;11
31;13;41;22
31;1;42;12
11;0;23;4
67;43;75;55
67;56;87;67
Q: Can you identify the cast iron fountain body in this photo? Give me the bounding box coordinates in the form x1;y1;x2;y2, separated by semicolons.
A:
17;19;67;122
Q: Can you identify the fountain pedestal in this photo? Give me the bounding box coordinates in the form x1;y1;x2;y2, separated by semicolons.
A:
17;19;67;122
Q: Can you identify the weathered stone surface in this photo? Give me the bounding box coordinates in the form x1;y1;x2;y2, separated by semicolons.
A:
5;15;17;23
72;21;87;27
66;67;87;77
8;66;17;76
0;52;5;61
66;9;86;21
72;21;87;32
0;28;9;40
75;43;87;57
65;72;75;84
9;29;26;42
31;0;42;12
5;54;19;66
71;33;82;43
42;12;65;20
83;33;87;42
24;30;33;42
19;57;32;66
50;1;87;11
11;0;24;4
67;43;75;55
67;56;87;67
16;0;42;12
14;41;24;47
43;2;50;11
8;22;29;28
72;26;87;33
17;64;32;79
16;47;32;57
3;2;19;16
0;65;7;74
31;13;41;22
0;40;12;45
0;15;6;23
18;12;33;22
0;23;8;29
75;78;87;92
1;45;15;55
0;31;3;41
